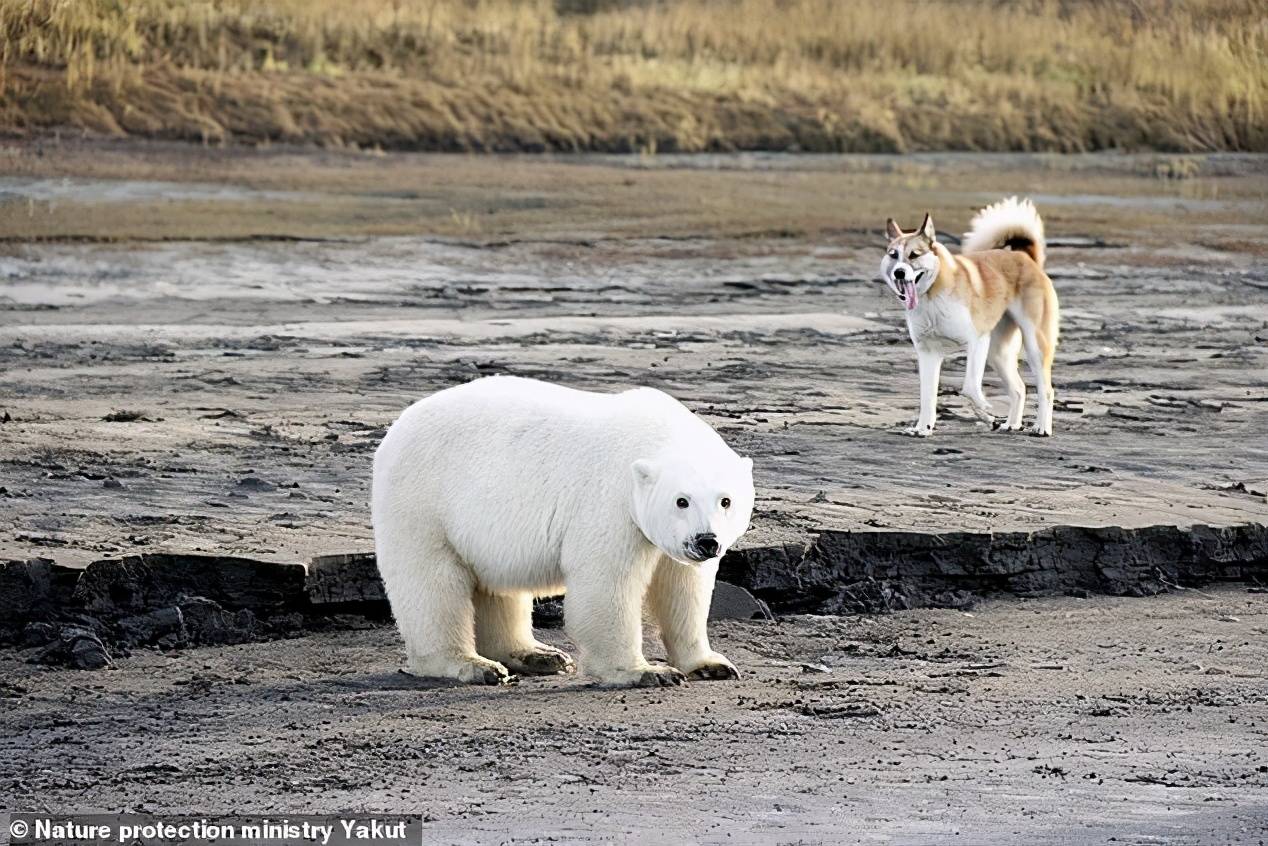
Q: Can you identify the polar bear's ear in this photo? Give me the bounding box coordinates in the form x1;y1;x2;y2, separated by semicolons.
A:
631;459;659;490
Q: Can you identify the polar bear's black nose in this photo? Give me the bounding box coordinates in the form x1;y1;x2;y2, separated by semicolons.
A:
692;534;720;559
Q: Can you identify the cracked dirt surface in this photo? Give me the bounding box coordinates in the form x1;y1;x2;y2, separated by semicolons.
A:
1;144;1266;567
2;590;1266;844
1;142;1266;843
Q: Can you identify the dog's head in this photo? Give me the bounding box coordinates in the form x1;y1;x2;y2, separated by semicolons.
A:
880;214;940;311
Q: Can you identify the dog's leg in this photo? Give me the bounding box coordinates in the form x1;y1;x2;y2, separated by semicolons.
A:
907;349;943;437
1018;320;1055;437
988;317;1025;431
960;334;995;425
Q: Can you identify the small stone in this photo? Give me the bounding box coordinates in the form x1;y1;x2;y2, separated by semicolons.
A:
709;581;773;621
35;625;113;670
22;621;57;647
117;606;185;646
69;633;112;669
179;596;259;645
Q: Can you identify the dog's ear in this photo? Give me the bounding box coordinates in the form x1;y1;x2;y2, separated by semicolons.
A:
919;213;936;242
885;218;903;240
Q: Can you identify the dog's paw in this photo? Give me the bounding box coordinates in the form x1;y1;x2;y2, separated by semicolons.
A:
903;425;933;438
1026;426;1052;438
994;420;1024;432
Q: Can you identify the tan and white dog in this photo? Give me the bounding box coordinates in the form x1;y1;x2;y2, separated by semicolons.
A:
880;197;1060;437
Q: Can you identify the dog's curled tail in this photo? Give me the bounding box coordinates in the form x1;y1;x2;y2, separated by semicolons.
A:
962;196;1045;270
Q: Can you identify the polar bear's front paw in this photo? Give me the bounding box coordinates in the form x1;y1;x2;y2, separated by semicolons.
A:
632;665;687;687
595;664;687;688
455;657;517;686
504;646;576;676
683;654;739;681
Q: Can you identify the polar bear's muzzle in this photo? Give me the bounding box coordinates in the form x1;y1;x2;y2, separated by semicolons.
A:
685;532;721;562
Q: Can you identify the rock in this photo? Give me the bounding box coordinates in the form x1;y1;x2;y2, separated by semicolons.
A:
0;558;82;643
708;580;773;621
717;543;815;609
68;632;112;669
22;621;58;647
102;409;149;422
117;606;185;647
32;625;112;670
179;596;259;645
74;554;306;617
320;613;378;631
532;597;565;629
307;553;388;608
268;611;306;636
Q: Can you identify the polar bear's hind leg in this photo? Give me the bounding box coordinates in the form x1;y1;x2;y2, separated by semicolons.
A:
380;534;513;686
474;591;575;676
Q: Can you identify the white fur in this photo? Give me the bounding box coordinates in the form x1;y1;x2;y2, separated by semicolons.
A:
371;376;755;687
904;294;987;436
962;195;1046;269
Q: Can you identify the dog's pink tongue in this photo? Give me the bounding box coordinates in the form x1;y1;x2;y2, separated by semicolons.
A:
904;279;918;310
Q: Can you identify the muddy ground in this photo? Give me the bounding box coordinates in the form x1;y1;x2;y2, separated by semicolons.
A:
1;145;1265;566
1;142;1267;841
3;591;1267;844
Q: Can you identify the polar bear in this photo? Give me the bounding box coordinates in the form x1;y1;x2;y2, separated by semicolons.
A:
371;376;755;687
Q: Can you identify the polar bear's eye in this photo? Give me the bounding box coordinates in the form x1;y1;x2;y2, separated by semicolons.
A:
675;497;689;509
720;497;731;509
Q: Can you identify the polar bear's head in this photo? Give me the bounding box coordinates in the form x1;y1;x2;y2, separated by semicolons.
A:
630;452;755;565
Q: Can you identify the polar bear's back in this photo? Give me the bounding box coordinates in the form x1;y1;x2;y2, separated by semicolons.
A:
380;376;715;453
371;376;724;588
383;376;694;446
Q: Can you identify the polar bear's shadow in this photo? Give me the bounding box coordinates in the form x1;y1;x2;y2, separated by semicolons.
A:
326;670;660;699
329;671;460;691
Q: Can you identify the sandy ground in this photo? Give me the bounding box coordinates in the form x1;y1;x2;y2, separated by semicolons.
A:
3;590;1267;844
1;143;1267;842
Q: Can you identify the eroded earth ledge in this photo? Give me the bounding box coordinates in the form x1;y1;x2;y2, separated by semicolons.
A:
5;521;1265;668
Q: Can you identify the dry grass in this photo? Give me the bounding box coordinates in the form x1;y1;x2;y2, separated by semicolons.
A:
2;0;1265;152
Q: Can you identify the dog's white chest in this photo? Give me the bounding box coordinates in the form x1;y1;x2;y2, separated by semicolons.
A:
905;296;977;352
